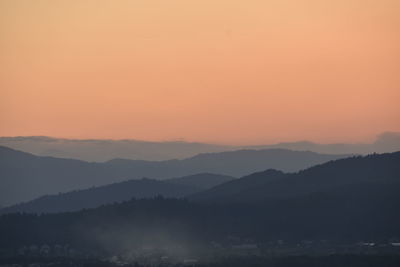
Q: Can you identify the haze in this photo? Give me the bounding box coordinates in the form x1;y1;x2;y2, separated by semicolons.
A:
1;0;399;145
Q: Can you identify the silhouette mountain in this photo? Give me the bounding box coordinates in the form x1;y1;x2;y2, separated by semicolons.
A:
103;149;350;177
0;132;398;162
0;146;347;206
189;169;286;202
0;178;198;214
0;173;233;214
190;152;400;202
0;136;231;161
0;152;399;253
250;132;400;155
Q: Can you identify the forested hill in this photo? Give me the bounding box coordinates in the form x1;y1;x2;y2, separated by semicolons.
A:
1;152;399;254
0;173;233;214
190;152;400;202
0;146;348;206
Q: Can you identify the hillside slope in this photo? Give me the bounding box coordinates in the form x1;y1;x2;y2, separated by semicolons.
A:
0;146;347;206
190;152;400;202
1;173;233;214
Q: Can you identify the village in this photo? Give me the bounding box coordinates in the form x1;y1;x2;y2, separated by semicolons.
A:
1;239;400;267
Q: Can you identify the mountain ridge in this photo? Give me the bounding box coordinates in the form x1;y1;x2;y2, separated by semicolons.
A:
1;151;399;253
190;152;400;203
0;173;234;214
1;132;398;162
0;145;348;206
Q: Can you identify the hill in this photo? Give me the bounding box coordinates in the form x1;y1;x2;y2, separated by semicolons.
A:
0;136;231;161
1;132;398;161
0;178;198;214
190;152;400;202
189;169;286;202
0;151;399;255
0;146;347;206
1;185;399;254
0;173;233;214
248;132;400;155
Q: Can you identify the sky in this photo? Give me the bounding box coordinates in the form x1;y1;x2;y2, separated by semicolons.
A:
0;0;399;145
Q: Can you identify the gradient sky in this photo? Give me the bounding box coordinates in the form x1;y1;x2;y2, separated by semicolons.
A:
1;0;399;145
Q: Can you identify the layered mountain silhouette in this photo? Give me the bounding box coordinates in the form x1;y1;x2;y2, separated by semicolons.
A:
0;178;195;214
250;132;400;155
0;146;348;206
190;152;400;202
0;174;233;214
1;132;398;162
0;136;231;161
1;152;399;252
189;169;286;202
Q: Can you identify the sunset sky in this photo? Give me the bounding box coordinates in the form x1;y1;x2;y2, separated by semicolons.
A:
1;0;399;145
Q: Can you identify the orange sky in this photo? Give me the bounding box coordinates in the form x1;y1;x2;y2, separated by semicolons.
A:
0;0;399;145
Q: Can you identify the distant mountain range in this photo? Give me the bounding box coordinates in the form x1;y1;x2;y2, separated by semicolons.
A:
1;151;399;252
2;150;399;217
0;146;347;206
0;136;231;161
0;132;399;161
0;173;233;214
250;132;400;155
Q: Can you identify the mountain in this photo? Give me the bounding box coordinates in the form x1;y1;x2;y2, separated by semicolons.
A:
0;146;111;206
0;132;398;162
0;173;233;214
0;136;231;161
0;146;348;206
1;184;399;254
189;169;286;202
250;132;400;155
0;178;198;214
0;152;399;255
104;149;349;180
190;152;400;202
